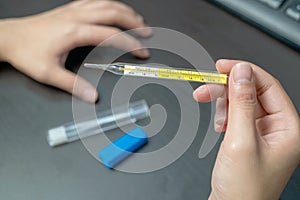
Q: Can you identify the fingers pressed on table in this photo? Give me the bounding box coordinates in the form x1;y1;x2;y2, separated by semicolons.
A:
83;1;136;16
97;10;152;37
70;25;149;58
74;1;153;37
100;28;150;58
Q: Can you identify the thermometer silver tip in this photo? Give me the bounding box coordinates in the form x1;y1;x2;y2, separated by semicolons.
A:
83;63;110;70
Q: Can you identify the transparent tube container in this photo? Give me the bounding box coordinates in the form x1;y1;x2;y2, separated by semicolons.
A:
47;100;149;147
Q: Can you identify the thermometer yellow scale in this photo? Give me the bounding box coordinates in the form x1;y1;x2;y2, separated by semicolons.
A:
84;63;228;84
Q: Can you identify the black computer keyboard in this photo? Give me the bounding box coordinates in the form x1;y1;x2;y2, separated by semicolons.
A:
209;0;300;51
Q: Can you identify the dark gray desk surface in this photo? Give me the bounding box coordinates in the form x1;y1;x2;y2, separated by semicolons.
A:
0;0;299;199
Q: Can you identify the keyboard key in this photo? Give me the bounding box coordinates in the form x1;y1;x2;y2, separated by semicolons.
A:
286;2;300;21
258;0;285;9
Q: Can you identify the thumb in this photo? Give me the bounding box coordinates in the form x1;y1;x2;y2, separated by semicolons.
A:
47;67;98;103
226;62;257;142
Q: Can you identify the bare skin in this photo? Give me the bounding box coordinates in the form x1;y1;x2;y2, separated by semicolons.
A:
0;0;152;102
1;1;299;197
194;60;300;200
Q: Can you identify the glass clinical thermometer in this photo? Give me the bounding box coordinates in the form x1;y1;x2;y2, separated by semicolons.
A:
84;63;228;84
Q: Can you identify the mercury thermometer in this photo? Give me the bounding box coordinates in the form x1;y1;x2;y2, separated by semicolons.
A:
84;63;228;84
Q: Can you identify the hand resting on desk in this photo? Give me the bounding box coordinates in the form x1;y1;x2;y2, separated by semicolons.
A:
0;0;152;102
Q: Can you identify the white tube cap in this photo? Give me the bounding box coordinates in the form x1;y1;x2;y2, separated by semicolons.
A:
47;126;68;147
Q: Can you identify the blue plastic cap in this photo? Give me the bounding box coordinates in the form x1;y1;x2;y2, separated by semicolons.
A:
98;127;148;169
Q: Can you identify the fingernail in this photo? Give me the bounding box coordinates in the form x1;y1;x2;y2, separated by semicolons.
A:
195;85;207;94
136;27;153;37
142;27;153;36
214;119;222;132
217;59;229;63
215;119;223;127
216;59;228;71
233;62;252;83
215;119;226;132
137;14;144;22
139;48;150;58
193;85;207;97
215;124;222;132
83;88;98;103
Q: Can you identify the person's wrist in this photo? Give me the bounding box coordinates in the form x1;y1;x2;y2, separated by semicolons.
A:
0;18;19;63
208;192;218;200
209;190;270;200
208;191;231;200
